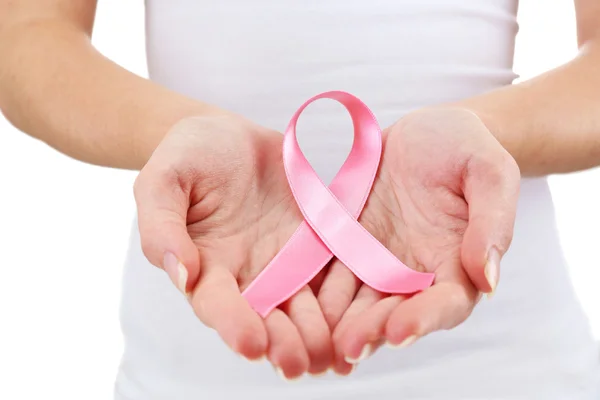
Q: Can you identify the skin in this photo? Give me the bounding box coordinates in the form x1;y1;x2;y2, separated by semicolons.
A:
321;109;519;374
133;115;333;376
1;0;599;379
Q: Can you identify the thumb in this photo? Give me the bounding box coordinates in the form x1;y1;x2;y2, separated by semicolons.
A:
133;164;200;296
460;150;520;297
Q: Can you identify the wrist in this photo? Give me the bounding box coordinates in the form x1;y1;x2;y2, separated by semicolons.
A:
138;106;278;170
397;104;524;171
134;99;235;170
437;100;524;166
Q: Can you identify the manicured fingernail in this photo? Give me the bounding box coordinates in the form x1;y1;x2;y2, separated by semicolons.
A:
275;367;302;382
247;355;266;364
344;343;372;364
387;334;418;349
485;246;501;298
334;364;355;376
163;252;188;295
309;369;328;377
275;367;288;381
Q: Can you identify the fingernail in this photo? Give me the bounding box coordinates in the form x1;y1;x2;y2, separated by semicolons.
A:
485;246;501;299
387;334;418;349
275;367;288;381
247;355;266;364
309;369;328;377
344;343;372;364
275;367;302;382
163;252;189;295
334;364;355;376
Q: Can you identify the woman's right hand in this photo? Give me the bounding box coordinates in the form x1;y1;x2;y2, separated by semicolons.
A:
133;115;333;379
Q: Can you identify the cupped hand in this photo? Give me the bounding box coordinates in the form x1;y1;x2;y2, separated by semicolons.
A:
316;108;521;374
133;115;333;379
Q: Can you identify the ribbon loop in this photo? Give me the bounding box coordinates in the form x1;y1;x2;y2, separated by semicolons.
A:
242;91;434;317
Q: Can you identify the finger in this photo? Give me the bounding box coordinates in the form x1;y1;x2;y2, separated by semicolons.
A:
331;285;385;375
189;266;268;361
335;295;406;365
461;149;520;295
265;308;310;380
134;164;200;294
280;286;333;375
317;259;361;330
385;279;479;347
308;268;327;295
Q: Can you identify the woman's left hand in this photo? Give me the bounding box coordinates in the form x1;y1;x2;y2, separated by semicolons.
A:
315;108;521;374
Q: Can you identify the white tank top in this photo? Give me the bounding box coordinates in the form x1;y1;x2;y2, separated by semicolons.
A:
115;1;600;399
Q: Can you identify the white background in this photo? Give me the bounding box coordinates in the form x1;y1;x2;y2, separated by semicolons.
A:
0;1;598;399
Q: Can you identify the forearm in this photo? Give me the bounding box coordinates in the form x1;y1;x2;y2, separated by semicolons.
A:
0;19;227;170
455;40;600;176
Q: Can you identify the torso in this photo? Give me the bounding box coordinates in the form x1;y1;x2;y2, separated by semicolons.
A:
115;1;600;399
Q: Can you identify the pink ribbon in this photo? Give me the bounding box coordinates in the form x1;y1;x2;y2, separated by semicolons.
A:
242;91;435;317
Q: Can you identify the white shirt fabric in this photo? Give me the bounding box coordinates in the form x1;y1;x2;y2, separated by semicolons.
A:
115;1;600;399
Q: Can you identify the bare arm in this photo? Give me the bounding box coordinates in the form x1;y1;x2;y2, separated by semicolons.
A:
454;0;600;176
0;0;228;170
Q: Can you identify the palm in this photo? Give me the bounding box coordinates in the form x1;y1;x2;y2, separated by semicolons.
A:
365;139;469;283
176;120;333;377
317;109;519;373
135;116;334;379
136;110;517;379
185;133;299;286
